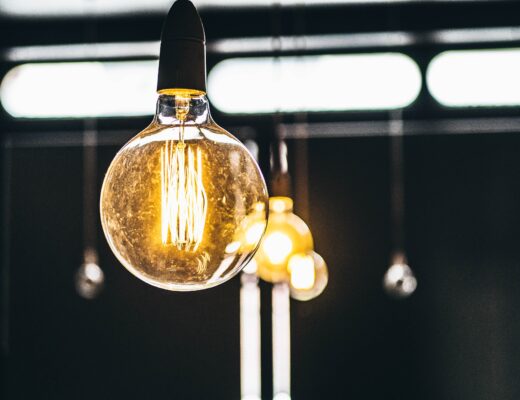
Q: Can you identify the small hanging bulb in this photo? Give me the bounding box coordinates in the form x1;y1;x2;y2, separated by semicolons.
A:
253;197;313;283
288;251;328;301
75;248;104;299
383;252;417;299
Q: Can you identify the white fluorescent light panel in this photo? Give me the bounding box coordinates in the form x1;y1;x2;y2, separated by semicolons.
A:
427;48;520;107
0;54;422;118
0;61;158;118
208;53;422;113
4;48;518;119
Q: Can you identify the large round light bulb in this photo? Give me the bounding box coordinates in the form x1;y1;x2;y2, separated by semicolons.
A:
254;197;313;283
288;251;328;301
100;92;268;291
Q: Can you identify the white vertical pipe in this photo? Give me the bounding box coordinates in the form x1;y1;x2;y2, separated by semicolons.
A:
272;282;291;400
240;272;262;400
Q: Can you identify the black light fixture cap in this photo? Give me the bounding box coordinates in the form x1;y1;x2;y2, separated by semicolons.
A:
157;0;207;93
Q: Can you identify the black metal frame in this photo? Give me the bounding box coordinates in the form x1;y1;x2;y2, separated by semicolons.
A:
0;0;520;144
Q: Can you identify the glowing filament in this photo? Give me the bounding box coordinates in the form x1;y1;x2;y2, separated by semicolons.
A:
263;232;293;265
161;141;207;251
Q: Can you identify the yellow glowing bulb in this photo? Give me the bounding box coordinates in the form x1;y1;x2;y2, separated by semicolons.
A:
288;251;328;301
100;91;268;291
288;254;315;290
253;197;313;283
270;197;293;214
263;232;293;265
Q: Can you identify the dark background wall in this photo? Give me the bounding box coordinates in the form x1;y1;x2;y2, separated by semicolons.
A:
2;1;520;399
2;132;519;399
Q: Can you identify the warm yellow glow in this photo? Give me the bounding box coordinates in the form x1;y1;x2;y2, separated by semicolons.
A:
99;91;268;291
270;197;293;213
246;222;267;246
254;197;313;283
288;251;328;301
263;232;293;265
158;88;206;97
288;254;315;290
225;241;241;254
243;259;258;275
160;141;207;251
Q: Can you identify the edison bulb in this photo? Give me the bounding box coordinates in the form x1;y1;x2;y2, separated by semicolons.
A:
288;251;328;301
254;197;313;283
100;91;268;291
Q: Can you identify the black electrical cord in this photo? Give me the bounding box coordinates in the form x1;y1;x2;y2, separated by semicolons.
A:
269;0;292;199
82;119;99;265
388;109;407;263
82;0;100;268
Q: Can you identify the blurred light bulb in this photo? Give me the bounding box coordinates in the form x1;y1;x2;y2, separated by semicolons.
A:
288;251;328;301
75;262;104;299
288;253;315;290
383;261;417;298
270;197;290;214
100;92;268;291
263;232;293;265
253;197;313;283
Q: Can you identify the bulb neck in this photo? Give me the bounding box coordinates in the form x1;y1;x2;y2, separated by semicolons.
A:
269;196;294;214
154;92;211;126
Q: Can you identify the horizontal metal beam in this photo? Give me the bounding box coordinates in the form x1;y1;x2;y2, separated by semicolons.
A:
4;116;520;148
4;26;520;63
1;1;520;47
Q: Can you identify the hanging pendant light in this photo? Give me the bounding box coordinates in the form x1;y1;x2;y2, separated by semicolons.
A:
383;251;417;299
76;248;105;300
383;111;417;299
100;0;268;291
76;120;104;300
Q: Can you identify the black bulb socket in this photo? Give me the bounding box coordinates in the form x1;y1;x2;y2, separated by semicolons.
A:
157;0;207;94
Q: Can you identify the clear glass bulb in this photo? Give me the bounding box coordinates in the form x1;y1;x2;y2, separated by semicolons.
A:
100;91;268;291
254;197;313;283
288;251;328;301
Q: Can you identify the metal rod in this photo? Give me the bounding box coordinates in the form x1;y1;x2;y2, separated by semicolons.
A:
389;110;405;255
1;137;13;358
240;272;262;400
6;116;520;149
272;282;291;400
82;119;99;262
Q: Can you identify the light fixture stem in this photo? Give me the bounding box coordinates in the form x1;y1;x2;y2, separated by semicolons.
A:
240;272;262;400
82;119;98;263
272;282;291;399
389;109;406;255
269;134;292;198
